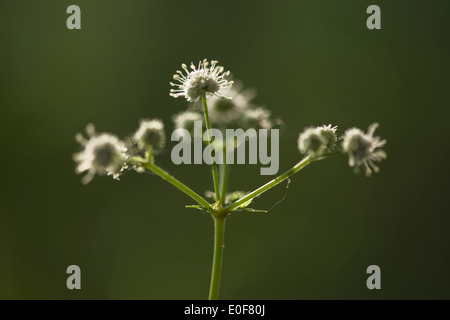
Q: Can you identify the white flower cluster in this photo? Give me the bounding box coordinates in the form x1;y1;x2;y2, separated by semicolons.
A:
298;125;337;157
298;123;387;176
172;82;276;134
74;120;166;184
133;119;166;153
207;82;274;129
342;123;387;177
170;59;234;102
74;58;387;184
73;124;128;184
172;110;203;135
169;60;277;131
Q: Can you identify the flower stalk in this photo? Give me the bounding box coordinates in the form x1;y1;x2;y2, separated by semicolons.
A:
202;95;222;206
208;214;226;300
143;161;210;209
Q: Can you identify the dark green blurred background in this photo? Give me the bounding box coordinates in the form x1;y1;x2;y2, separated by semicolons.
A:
0;0;449;299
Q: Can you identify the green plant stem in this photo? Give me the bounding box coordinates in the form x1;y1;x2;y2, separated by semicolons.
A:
144;162;211;209
226;156;314;211
225;152;340;212
208;215;226;300
202;95;221;205
219;147;229;205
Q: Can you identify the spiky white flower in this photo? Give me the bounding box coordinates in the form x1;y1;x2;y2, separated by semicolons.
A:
170;59;234;102
298;127;326;157
342;123;387;177
133;119;166;152
317;124;338;151
74;124;128;184
298;124;338;157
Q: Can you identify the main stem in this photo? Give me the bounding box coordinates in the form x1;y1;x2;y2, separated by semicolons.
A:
202;95;221;205
208;215;226;300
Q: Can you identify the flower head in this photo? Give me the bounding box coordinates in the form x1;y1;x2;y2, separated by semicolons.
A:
342;123;387;176
240;107;273;130
74;124;128;184
133;119;166;152
172;110;203;135
298;127;326;157
207;82;256;124
298;124;338;157
170;59;234;102
317;124;337;151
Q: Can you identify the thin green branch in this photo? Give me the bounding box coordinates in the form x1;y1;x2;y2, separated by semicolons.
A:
202;95;221;205
143;162;211;209
219;142;229;206
219;159;229;205
225;152;340;212
225;156;313;211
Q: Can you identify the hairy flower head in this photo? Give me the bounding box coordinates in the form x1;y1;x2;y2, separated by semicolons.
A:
170;59;234;102
298;127;326;157
317;124;338;151
172;110;203;134
74;124;128;184
298;124;338;157
342;123;387;177
240;107;273;130
133;119;166;152
207;82;256;124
